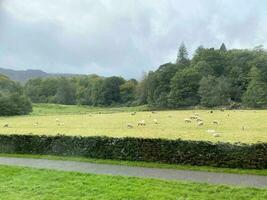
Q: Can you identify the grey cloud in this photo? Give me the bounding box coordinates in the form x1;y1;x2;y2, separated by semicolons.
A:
0;0;266;78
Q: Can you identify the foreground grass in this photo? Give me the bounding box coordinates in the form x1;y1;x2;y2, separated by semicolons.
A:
0;104;266;143
0;165;266;200
1;154;267;176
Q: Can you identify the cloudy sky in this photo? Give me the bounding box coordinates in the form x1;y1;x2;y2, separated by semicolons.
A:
0;0;266;78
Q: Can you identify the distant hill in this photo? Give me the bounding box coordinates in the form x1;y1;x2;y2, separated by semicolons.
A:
0;68;83;83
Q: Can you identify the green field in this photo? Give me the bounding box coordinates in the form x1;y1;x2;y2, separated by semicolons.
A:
0;104;266;143
0;165;266;200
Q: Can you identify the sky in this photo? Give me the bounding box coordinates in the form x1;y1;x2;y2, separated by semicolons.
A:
0;0;266;79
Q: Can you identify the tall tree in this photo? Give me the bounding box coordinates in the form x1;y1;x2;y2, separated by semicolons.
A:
220;43;227;52
176;43;190;66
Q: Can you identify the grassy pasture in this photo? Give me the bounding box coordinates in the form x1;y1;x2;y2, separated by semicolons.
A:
0;104;266;143
0;165;266;200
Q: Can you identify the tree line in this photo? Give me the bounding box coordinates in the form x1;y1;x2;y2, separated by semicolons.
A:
1;43;267;116
24;43;267;108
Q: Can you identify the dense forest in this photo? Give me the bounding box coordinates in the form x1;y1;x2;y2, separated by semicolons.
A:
23;44;267;109
1;43;267;116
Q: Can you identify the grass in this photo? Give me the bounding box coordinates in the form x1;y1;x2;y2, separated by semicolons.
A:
1;153;267;176
0;165;266;200
0;104;266;143
31;103;149;115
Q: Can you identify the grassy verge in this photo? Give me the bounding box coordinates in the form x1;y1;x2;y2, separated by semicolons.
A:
0;165;266;200
1;153;267;176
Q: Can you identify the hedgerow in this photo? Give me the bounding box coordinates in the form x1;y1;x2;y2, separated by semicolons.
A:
0;134;266;169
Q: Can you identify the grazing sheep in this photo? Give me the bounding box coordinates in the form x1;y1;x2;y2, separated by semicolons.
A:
3;124;8;128
34;122;39;126
127;123;133;128
196;118;202;122
138;120;146;126
207;129;215;133
213;120;219;125
153;119;158;124
184;119;191;123
56;118;60;122
194;113;199;116
131;112;136;116
198;121;204;126
213;133;220;137
190;116;196;120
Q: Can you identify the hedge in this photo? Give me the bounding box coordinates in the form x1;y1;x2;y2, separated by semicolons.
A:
0;134;266;169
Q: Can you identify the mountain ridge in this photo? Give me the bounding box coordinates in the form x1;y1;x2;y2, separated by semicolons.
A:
0;67;83;83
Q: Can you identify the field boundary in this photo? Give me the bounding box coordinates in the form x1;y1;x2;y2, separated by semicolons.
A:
0;134;266;169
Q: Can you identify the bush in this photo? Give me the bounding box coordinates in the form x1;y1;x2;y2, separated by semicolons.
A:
0;74;32;116
0;134;266;169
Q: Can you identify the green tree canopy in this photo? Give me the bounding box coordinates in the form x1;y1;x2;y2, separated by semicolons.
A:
0;74;32;116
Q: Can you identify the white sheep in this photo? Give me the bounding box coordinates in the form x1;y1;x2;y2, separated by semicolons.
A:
56;118;60;122
190;116;196;120
153;119;158;124
207;129;215;133
196;118;202;122
34;122;39;126
213;120;219;125
194;113;199;116
127;123;133;128
138;120;146;126
184;119;191;123
198;121;204;126
213;133;220;137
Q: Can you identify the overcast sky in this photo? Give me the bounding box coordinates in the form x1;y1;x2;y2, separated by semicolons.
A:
0;0;266;78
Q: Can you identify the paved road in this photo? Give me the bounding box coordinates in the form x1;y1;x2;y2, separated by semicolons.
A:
0;157;266;188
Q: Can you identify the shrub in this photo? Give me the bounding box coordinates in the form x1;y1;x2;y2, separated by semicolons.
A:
0;134;266;169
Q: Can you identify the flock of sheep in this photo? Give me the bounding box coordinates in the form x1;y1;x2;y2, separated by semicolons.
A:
2;110;224;138
184;112;221;137
127;111;222;138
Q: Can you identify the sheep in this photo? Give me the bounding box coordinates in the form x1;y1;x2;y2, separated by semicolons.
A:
213;133;220;137
213;120;219;125
194;113;199;116
196;118;202;122
198;121;204;126
207;129;215;133
56;118;60;123
138;120;146;126
190;115;196;120
3;124;8;128
153;119;158;124
184;119;191;123
127;123;133;128
33;122;39;126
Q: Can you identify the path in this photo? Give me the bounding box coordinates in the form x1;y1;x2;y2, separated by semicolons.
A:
0;157;266;188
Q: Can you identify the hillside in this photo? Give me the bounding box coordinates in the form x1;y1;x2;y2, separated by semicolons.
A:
0;68;82;83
